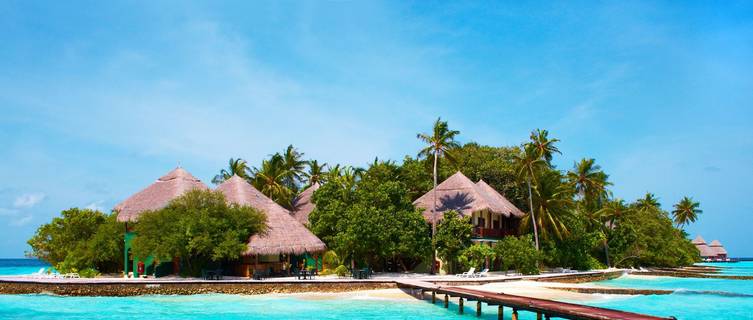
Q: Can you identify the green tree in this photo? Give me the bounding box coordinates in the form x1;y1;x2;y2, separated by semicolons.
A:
521;170;574;241
28;208;124;273
596;199;633;267
567;158;612;209
433;210;472;274
672;196;702;228
309;160;431;271
212;158;250;184
131;189;266;276
459;243;495;271
281;144;306;192
304;160;327;186
513;144;546;249
529;129;561;164
635;193;661;211
417;117;461;269
494;235;540;275
252;153;295;208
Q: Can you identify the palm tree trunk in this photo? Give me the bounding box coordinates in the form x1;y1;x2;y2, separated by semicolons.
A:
527;178;540;250
604;239;611;268
431;150;439;274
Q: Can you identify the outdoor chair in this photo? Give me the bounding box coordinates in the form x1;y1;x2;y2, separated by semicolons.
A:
30;268;46;278
456;267;475;278
214;269;223;280
474;268;489;278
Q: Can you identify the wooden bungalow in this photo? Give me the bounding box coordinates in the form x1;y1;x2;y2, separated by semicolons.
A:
115;167;209;277
413;171;525;242
291;182;320;226
692;235;719;260
708;240;728;260
216;176;327;277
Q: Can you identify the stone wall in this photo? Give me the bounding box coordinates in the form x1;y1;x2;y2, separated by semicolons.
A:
0;281;396;296
534;270;625;283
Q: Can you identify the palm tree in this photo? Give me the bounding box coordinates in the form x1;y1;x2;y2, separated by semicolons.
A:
566;158;612;208
595;199;632;267
251;154;294;208
304;160;328;186
281;145;306;192
529;129;561;164
635;193;661;211
520;170;573;242
212;158;250;184
512;144;547;250
672;196;702;228
417;117;460;274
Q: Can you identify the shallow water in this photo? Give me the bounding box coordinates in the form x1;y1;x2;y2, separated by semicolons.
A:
699;261;753;276
0;259;49;276
583;273;753;319
0;293;548;320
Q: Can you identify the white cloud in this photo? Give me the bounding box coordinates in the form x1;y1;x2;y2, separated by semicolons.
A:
84;201;106;212
13;193;46;208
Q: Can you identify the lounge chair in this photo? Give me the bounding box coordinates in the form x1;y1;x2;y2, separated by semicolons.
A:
456;267;475;278
474;268;489;278
30;268;46;278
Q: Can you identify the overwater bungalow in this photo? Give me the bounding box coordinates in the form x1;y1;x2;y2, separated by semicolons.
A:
692;235;729;261
708;240;728;260
115;168;326;278
115;167;209;277
216;176;326;277
413;171;525;242
291;182;320;226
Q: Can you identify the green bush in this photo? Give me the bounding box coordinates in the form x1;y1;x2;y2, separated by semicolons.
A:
79;268;100;278
322;250;341;270
494;235;540;275
458;243;495;271
334;265;349;277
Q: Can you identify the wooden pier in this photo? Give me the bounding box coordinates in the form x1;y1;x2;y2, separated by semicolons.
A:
396;280;675;320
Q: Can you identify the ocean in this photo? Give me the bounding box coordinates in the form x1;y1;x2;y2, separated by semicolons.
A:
1;259;751;319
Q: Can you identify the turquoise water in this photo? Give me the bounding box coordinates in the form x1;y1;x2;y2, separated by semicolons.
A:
2;259;752;319
699;261;753;276
583;273;753;319
0;294;547;320
0;259;49;276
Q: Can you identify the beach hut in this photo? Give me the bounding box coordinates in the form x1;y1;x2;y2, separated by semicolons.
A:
216;176;326;277
692;235;716;260
114;167;209;277
291;182;320;226
709;240;728;260
413;171;524;241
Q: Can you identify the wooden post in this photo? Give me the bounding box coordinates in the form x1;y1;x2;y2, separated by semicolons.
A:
458;297;464;314
432;291;436;304
537;312;543;320
476;301;482;316
512;309;519;320
498;305;504;320
444;294;449;308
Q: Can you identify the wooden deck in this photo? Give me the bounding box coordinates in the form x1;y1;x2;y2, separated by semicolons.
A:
396;280;675;320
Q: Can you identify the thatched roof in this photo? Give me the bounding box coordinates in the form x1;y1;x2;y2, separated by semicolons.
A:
476;180;525;218
412;171;524;222
696;244;716;258
692;235;707;245
216;175;326;256
292;182;320;225
115;167;208;222
709;240;728;256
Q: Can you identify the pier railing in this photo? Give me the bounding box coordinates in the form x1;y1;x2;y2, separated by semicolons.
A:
396;280;675;320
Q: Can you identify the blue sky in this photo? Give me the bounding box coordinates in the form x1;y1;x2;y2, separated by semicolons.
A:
1;1;752;258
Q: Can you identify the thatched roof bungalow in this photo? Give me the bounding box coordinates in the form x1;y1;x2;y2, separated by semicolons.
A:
115;167;209;222
291;182;320;226
709;240;728;259
413;171;524;240
692;235;723;259
217;176;326;256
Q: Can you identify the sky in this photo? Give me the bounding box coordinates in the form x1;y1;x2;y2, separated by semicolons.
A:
1;1;752;258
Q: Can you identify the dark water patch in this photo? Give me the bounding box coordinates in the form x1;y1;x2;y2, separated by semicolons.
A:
673;289;753;298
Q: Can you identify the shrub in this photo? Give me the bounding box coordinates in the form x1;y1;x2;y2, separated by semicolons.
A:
494;235;540;275
79;268;100;278
458;243;495;270
334;265;349;277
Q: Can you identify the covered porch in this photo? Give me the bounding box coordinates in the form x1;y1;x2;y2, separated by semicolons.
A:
470;210;519;240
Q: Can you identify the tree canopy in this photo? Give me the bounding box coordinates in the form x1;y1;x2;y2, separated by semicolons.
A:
28;208;124;273
131;189;266;276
